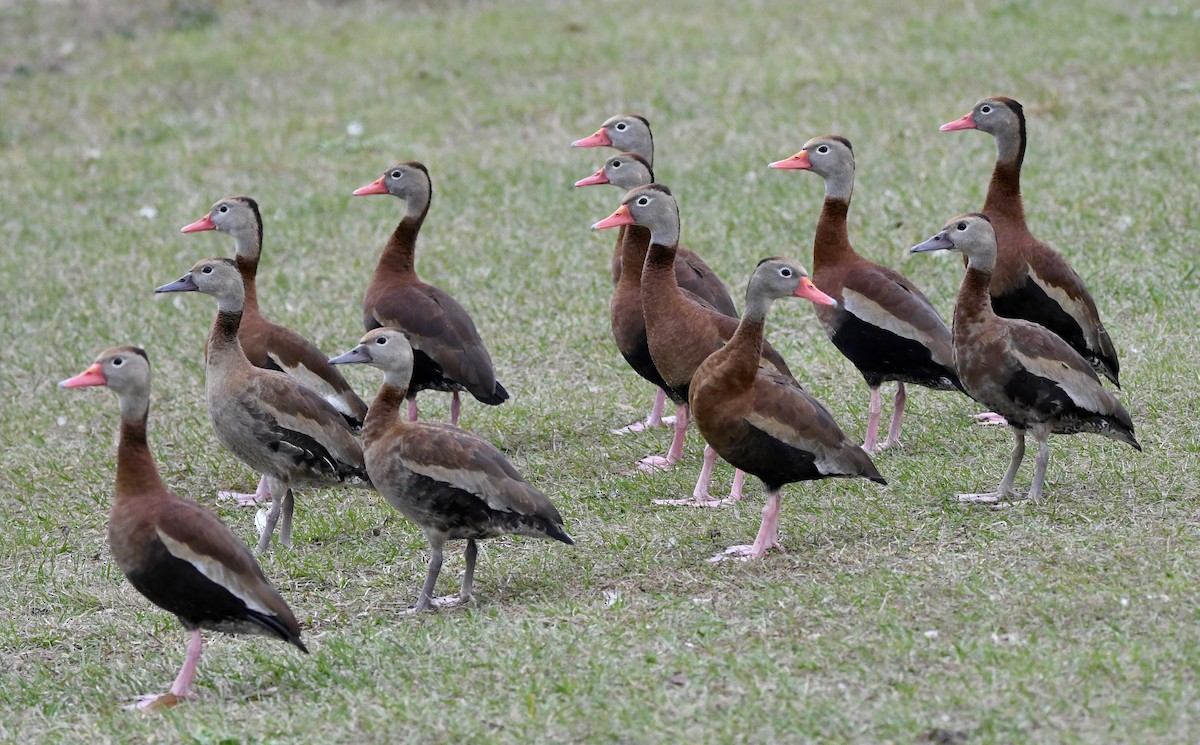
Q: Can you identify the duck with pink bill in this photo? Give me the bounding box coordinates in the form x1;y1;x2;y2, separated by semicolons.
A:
61;346;306;710
687;258;886;561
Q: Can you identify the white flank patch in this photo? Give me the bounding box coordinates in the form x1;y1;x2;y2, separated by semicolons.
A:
1025;267;1095;345
841;288;941;351
156;528;273;615
1009;348;1112;414
408;461;516;513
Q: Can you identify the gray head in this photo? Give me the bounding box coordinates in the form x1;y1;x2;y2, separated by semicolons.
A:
154;257;245;312
59;345;153;420
941;96;1026;165
910;213;997;270
572;114;654;164
591;183;679;248
352;161;433;219
574;152;654;191
747;257;838;309
181;196;263;260
768;135;855;200
329;327;415;388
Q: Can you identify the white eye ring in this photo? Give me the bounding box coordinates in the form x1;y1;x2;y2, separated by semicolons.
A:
218;205;228;213
956;222;968;231
391;170;402;179
817;145;829;153
980;105;992;114
615;122;627;131
636;197;649;206
112;357;123;366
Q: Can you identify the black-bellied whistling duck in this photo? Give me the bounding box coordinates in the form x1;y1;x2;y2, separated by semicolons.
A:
911;214;1139;503
689;259;886;561
352;162;508;425
60;346;306;710
330;328;573;611
181;196;368;506
769;136;964;452
576;152;737;452
156;258;370;553
593;184;798;508
941;97;1120;390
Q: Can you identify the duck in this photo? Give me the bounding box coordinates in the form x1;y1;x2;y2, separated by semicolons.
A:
156;258;370;553
330;328;573;611
182;196;369;506
910;214;1139;503
576;152;738;453
689;259;887;560
60;346;306;710
352;162;508;425
592;184;799;507
941;97;1120;388
769;136;964;452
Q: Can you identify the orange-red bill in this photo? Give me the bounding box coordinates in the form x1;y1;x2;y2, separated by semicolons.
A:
352;177;389;196
571;128;612;148
591;204;634;231
768;150;811;170
59;362;106;389
180;214;215;233
940;113;976;132
794;276;837;307
574;168;610;187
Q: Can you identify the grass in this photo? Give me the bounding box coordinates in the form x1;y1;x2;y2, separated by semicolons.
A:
1;0;1198;742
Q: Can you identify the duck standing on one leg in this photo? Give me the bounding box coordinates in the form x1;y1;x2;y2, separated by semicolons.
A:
911;214;1139;503
60;346;306;710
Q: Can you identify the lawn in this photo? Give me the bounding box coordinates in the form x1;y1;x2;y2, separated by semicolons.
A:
1;0;1198;742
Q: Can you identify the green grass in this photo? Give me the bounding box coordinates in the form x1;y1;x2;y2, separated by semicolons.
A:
2;0;1198;742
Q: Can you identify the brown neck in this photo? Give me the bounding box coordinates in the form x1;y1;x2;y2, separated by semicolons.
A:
706;313;766;392
235;255;260;312
953;266;995;336
812;197;856;271
617;225;652;287
375;211;426;279
983;160;1026;224
363;382;409;446
115;413;167;500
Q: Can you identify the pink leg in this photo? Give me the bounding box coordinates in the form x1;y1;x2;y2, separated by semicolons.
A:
450;391;462;426
134;629;202;710
862;387;883;453
407;397;419;422
881;382;906;450
611;389;677;434
638;404;688;472
710;489;785;561
655;446;744;508
216;474;271;507
728;469;746;502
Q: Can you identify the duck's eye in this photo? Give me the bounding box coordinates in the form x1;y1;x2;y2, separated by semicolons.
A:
615;122;627;131
391;170;402;179
376;337;387;345
611;160;622;168
980;105;992;114
112;357;123;366
218;205;228;213
817;145;829;154
780;267;793;277
636;196;649;206
201;265;214;274
956;222;968;231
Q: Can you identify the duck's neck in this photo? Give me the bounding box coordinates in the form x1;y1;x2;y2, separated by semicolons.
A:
983;129;1027;224
707;294;770;390
114;398;167;500
812;196;856;271
229;226;262;313
642;238;681;296
375;198;430;279
207;304;250;367
363;378;410;446
617;225;652;287
953;264;996;337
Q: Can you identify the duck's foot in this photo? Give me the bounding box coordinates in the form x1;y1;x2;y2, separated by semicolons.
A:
957;491;1021;505
129;693;184;711
974;412;1008;426
653;496;738;508
707;542;785;563
637;455;676;472
406;594;471;614
611;415;676;435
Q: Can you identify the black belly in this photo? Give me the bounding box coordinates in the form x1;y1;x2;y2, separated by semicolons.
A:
618;331;678;402
830;312;961;391
992;278;1087;356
